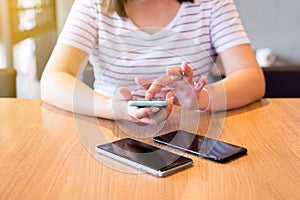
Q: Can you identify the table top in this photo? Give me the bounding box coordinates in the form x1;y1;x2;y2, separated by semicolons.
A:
1;98;299;200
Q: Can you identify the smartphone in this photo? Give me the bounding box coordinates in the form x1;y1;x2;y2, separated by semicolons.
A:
128;100;168;107
95;138;193;177
153;130;247;163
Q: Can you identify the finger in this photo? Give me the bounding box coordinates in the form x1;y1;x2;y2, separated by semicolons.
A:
166;66;183;81
181;61;194;84
132;87;147;99
194;76;208;91
119;87;132;100
114;87;132;102
165;93;175;115
149;95;174;124
133;106;161;120
135;77;153;89
151;88;171;99
145;75;171;100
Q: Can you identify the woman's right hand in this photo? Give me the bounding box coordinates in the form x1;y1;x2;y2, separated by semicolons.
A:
136;62;208;111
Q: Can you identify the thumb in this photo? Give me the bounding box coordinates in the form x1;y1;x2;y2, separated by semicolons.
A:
118;87;132;101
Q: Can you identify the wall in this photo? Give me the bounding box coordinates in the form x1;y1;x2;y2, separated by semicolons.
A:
56;0;75;33
0;0;10;68
235;0;300;65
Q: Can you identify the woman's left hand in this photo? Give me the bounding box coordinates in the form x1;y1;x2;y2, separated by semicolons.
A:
113;87;175;125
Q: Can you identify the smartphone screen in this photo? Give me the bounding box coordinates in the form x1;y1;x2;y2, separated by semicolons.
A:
153;130;247;163
95;138;193;177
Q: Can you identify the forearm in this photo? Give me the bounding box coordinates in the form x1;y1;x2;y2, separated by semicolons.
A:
205;68;265;111
40;72;114;119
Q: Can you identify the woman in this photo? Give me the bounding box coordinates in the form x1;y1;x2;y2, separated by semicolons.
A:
41;0;265;124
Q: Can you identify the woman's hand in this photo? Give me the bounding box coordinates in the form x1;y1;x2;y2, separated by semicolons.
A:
136;62;208;110
112;87;175;125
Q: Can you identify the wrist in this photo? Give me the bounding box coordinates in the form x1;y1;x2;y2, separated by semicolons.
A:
197;86;212;112
94;93;114;119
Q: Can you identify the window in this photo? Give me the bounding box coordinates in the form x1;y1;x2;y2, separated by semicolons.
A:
10;0;56;44
0;0;57;98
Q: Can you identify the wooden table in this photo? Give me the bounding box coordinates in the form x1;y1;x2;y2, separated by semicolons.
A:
1;98;299;200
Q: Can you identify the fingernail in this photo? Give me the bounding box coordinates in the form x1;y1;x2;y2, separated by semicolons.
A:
194;76;208;90
194;81;203;90
145;92;152;100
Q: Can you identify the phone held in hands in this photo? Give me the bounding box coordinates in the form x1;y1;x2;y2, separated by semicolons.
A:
130;89;168;107
128;100;168;107
95;138;193;177
153;130;248;163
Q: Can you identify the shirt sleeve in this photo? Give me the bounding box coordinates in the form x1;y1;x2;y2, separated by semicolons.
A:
57;0;98;53
210;0;250;53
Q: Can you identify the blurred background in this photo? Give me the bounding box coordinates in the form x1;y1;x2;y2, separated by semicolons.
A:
0;0;299;98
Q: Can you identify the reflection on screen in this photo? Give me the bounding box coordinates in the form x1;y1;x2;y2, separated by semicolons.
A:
99;138;190;170
155;130;245;159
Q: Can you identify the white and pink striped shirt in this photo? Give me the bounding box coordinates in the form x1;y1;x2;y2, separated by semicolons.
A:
58;0;250;97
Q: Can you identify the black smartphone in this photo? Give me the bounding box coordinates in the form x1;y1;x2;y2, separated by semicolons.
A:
95;138;193;177
153;130;247;163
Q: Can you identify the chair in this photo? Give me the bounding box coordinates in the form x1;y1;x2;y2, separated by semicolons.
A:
262;66;300;98
0;68;17;97
80;64;95;89
210;64;300;98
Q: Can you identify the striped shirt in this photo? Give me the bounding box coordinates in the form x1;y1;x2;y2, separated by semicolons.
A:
58;0;250;97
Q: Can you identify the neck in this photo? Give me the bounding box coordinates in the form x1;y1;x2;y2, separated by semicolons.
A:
125;0;181;34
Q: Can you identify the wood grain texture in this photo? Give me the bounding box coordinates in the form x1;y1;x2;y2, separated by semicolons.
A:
0;98;299;200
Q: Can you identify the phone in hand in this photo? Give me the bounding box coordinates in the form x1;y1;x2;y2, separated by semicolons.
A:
128;100;168;107
95;138;193;177
153;130;247;163
130;90;168;107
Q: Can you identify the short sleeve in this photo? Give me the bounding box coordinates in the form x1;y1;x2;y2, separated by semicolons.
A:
57;0;98;53
210;0;250;53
